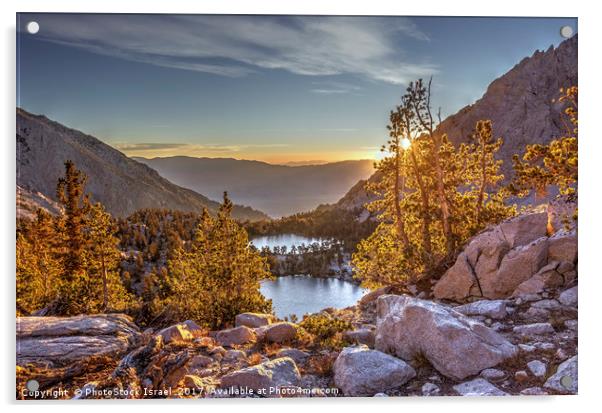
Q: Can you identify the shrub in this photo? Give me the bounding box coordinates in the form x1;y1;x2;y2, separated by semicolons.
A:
299;313;352;349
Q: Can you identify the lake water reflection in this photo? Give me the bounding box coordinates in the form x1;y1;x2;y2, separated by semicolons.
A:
260;275;368;319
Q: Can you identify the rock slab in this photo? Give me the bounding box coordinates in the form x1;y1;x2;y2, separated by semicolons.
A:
220;357;300;397
453;378;509;396
215;326;256;347
375;295;517;380
17;314;141;367
544;356;578;394
235;313;274;328
333;345;416;397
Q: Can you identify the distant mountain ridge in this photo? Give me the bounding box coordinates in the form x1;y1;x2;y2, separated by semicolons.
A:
335;35;578;211
135;156;375;218
16;109;268;221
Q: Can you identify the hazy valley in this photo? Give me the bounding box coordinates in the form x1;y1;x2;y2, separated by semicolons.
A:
134;156;375;217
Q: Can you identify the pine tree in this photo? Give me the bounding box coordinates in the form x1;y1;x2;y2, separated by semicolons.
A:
164;193;272;328
407;78;454;254
353;79;513;288
87;202;134;313
16;209;62;314
56;160;90;281
52;161;135;314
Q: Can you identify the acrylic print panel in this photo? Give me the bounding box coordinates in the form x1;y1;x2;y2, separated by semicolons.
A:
16;14;578;399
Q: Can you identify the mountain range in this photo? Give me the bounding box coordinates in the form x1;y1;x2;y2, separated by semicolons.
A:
134;157;374;217
16;109;268;221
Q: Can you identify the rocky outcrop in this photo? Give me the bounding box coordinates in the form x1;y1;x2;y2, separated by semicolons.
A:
434;212;577;301
17;314;141;367
333;345;416;396
16;279;578;399
375;295;517;380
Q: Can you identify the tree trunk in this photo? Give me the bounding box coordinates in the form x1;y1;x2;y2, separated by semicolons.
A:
409;149;432;258
433;141;453;254
475;139;487;225
411;79;454;255
394;146;410;248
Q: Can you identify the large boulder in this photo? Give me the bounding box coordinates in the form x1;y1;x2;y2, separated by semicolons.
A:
544;355;578;394
235;313;274;328
275;348;310;364
434;212;551;301
511;261;565;297
548;230;577;264
453;378;509;396
255;322;297;343
333;345;416;396
359;286;393;307
482;237;548;298
343;328;376;348
375;295;517;380
219;357;300;397
498;211;549;248
559;286;578;306
215;326;256;347
157;320;203;344
433;252;482;301
16;314;141;367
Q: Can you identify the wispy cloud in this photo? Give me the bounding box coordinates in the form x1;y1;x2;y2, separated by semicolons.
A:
24;14;436;84
112;142;289;154
310;81;361;95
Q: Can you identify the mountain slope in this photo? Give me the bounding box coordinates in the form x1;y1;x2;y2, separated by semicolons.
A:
134;156;374;217
335;35;577;210
437;35;577;178
16;109;268;221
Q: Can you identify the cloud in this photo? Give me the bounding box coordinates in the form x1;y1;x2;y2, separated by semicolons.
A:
310;81;361;95
23;14;437;84
112;142;289;154
112;142;190;151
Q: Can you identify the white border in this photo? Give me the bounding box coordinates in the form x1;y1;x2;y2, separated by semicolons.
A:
3;1;600;412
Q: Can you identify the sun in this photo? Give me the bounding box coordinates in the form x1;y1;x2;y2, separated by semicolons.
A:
374;148;391;161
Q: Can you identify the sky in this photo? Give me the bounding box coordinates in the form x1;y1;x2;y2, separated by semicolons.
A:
16;14;577;164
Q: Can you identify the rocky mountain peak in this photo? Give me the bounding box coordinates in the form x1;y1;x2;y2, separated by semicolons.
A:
436;35;577;178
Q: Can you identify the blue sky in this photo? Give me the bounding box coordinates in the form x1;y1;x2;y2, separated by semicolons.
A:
17;14;577;163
